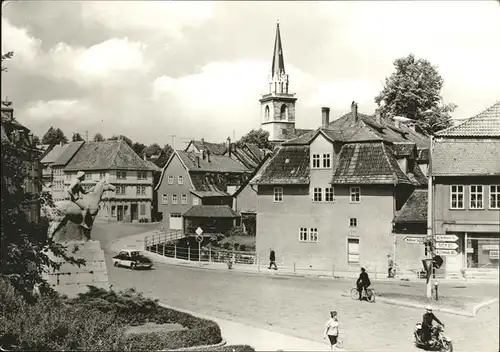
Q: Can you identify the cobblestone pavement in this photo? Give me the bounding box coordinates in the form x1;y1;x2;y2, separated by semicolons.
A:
94;224;499;351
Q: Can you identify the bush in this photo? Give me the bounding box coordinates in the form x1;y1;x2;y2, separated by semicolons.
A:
72;286;222;350
222;242;230;250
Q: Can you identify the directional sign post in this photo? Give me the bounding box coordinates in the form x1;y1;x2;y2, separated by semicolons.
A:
405;237;424;244
435;242;459;250
435;249;458;256
435;235;459;242
195;227;203;267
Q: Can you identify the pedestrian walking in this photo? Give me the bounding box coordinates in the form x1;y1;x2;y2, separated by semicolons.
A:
387;254;394;278
268;248;277;270
324;310;340;351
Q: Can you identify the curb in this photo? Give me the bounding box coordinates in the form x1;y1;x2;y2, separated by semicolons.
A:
341;292;498;318
166;339;227;351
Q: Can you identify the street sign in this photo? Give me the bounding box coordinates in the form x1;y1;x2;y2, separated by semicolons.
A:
483;244;499;250
435;249;458;256
195;227;203;236
196;234;203;243
405;237;424;244
435;235;459;242
466;247;474;253
435;242;459;250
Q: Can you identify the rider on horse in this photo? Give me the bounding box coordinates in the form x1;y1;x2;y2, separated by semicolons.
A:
67;171;91;229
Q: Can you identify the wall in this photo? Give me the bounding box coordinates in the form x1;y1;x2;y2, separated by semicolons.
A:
156;154;193;230
394;234;426;276
234;182;258;213
256;184;395;274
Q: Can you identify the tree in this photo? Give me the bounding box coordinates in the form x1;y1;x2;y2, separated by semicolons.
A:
153;145;174;168
132;142;146;156
1;135;83;299
108;135;133;147
375;54;456;135
72;132;84;142
92;133;104;142
144;143;161;157
237;129;272;149
41;127;68;145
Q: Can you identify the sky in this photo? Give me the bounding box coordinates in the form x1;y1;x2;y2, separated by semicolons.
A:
2;1;500;149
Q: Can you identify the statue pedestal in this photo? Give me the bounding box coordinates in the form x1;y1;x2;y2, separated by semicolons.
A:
45;240;110;298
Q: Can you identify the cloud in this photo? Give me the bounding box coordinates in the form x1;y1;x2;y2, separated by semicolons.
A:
23;99;93;122
82;1;214;40
1;17;41;67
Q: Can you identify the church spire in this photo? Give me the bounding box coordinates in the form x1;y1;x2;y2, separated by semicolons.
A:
271;21;285;78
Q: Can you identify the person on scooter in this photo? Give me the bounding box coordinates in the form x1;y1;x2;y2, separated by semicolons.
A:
356;267;371;301
422;305;444;345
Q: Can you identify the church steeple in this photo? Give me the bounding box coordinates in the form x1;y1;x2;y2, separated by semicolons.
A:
260;21;298;143
271;22;285;78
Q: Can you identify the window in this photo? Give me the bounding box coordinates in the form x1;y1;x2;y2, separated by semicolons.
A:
312;154;320;168
325;187;334;202
136;186;146;195
349;218;357;227
140;204;146;216
193;197;199;206
309;228;318;242
178;176;184;185
181;194;187;204
117;171;127;179
99;172;106;180
348;238;360;264
470;185;484;209
168;175;174;184
450;185;464;209
116;185;126;195
170;213;181;218
273;187;283;202
490;185;500;209
66;174;71;181
162;194;168;205
350;187;360;203
265;105;270;121
85;173;92;180
323;154;331;168
111;206;116;217
313;187;322;202
138;171;147;180
280;104;288;120
299;227;308;242
172;194;178;204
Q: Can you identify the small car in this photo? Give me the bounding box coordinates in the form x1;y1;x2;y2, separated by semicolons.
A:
112;249;153;270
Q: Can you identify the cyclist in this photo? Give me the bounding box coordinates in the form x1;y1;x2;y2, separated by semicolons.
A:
356;267;371;301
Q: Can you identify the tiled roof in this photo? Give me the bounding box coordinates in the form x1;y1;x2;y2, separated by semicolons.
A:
393;142;416;158
65;140;156;171
244;143;265;160
432;139;500;176
393;189;428;223
437;102;500;137
190;140;227;155
177;151;250;173
145;160;162;172
228;147;261;169
182;205;240;218
331;142;413;185
252;145;310;185
51;141;84;166
189;172;249;197
41;144;68;164
407;163;428;187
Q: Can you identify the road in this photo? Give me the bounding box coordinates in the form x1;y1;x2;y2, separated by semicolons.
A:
94;223;499;352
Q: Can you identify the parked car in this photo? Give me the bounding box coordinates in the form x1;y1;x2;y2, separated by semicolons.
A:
113;249;153;270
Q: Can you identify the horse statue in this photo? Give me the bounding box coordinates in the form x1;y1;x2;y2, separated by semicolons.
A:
46;180;116;242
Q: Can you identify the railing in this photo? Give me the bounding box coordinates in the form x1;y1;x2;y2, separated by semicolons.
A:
144;229;184;249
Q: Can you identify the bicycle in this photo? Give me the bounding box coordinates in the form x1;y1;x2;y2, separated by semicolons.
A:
350;286;376;303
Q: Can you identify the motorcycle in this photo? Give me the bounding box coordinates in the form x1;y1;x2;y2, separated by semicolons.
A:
414;323;453;352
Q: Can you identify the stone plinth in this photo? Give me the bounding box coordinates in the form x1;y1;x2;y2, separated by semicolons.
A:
45;240;109;298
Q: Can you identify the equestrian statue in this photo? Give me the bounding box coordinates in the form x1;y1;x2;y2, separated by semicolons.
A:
45;171;116;242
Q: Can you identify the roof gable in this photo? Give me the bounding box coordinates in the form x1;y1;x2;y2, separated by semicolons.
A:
41;144;69;164
393;189;428;223
437;102;500;137
52;141;85;166
182;205;240;218
177;150;249;173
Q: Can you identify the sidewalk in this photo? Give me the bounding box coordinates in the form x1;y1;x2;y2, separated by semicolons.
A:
158;302;337;352
106;231;499;285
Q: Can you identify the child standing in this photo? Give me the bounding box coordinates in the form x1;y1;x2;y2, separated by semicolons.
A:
324;310;340;351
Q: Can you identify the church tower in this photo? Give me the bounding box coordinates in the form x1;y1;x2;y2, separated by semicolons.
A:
260;22;297;142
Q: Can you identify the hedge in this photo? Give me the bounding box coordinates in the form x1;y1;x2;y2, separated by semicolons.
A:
191;345;256;352
72;286;222;350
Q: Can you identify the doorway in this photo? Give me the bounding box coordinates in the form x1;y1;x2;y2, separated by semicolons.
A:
131;204;138;221
117;206;124;221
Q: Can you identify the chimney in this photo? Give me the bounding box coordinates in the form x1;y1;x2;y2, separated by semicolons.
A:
143;153;147;161
321;107;330;127
375;110;382;124
201;138;205;145
196;155;200;168
227;137;231;157
201;149;206;160
351;101;358;122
